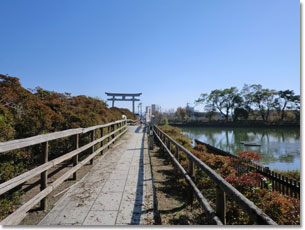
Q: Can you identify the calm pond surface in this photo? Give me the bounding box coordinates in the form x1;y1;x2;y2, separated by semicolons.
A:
180;127;300;171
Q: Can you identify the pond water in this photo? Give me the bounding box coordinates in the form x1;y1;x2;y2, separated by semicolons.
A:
180;127;300;171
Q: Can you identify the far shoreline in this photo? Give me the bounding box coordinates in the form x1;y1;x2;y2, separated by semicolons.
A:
169;121;300;129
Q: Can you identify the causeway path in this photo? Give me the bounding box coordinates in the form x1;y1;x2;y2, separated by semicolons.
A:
39;125;154;225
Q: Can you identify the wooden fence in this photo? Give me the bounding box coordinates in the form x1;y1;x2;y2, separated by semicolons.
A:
256;165;300;198
154;126;277;225
194;139;300;198
0;119;128;225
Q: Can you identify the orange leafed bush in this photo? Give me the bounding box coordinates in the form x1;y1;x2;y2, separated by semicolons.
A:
158;125;300;225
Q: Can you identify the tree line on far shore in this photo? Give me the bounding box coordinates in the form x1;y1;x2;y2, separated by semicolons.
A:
170;84;300;123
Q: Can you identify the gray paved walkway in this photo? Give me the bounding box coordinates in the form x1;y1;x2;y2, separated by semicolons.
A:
39;125;154;225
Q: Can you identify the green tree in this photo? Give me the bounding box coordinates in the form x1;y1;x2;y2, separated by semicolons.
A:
196;87;242;121
240;84;256;115
274;90;299;121
250;85;277;121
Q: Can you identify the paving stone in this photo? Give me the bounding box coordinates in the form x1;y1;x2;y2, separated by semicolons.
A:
124;185;144;195
101;179;126;192
53;201;94;225
127;179;144;187
83;211;117;225
116;200;143;224
91;192;122;211
122;190;143;202
108;172;128;180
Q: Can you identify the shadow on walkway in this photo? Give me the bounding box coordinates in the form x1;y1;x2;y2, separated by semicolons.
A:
130;125;148;224
134;126;142;133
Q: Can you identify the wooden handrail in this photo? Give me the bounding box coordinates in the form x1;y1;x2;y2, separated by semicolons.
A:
0;119;128;225
154;125;277;225
0;125;126;196
0;119;126;153
153;129;223;225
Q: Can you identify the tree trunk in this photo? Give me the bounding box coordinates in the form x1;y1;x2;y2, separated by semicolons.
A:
280;101;287;121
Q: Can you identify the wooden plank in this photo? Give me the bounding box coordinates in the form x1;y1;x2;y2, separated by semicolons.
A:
0;162;52;196
154;126;277;225
0;128;82;153
0;186;53;225
0;119;127;153
40;141;48;210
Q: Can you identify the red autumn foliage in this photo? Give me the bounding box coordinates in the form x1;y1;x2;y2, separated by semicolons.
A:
237;151;262;162
159;125;300;225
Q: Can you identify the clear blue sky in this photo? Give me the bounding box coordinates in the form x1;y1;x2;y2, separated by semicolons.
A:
0;0;300;112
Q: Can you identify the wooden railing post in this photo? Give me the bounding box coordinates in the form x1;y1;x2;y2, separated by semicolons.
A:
279;175;282;194
274;172;278;192
176;144;180;162
40;141;48;210
285;177;289;195
111;124;115;144
90;129;95;165
162;133;166;152
108;125;111;149
167;139;171;152
100;127;104;155
72;134;79;180
160;133;163;151
296;180;299;198
271;171;275;191
187;157;194;204
216;186;226;224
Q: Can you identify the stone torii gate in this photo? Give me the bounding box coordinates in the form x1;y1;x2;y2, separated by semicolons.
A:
105;92;142;113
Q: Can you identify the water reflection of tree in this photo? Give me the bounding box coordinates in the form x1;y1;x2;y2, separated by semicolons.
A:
181;127;300;169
